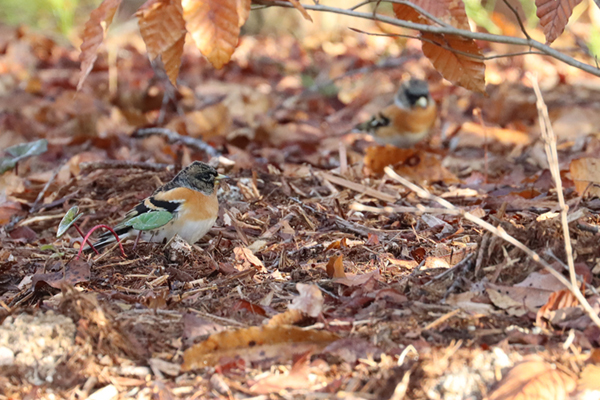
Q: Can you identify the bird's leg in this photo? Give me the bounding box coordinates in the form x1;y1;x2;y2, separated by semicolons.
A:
133;230;142;251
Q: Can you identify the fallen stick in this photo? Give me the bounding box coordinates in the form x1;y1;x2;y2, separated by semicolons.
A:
132;127;220;158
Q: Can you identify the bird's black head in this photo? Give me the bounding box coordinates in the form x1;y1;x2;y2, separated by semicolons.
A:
396;79;431;109
171;161;220;194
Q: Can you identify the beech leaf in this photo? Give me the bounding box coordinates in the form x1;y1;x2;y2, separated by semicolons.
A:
536;0;583;44
77;0;123;90
137;0;186;85
183;0;240;69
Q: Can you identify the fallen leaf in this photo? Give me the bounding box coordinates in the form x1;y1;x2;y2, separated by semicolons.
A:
486;356;576;400
182;325;338;370
249;352;314;394
334;269;382;287
234;246;266;272
570;158;600;198
288;283;324;318
32;259;91;290
326;254;346;278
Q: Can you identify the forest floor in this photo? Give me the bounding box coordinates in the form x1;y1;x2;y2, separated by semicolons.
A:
1;20;600;399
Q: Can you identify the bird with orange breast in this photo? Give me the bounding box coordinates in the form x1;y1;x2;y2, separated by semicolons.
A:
91;161;227;251
356;78;437;148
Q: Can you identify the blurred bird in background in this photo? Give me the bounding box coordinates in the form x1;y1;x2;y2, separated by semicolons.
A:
355;78;437;148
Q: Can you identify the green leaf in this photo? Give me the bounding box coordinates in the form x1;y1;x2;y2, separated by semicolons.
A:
57;206;83;238
6;139;48;159
1;139;49;175
0;157;17;174
40;244;57;252
124;210;173;231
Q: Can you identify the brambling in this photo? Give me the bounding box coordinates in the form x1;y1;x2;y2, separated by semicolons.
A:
356;78;437;148
93;161;226;251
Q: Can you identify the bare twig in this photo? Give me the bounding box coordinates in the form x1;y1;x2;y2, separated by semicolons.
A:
30;162;65;214
132;127;221;158
255;0;600;78
528;72;585;319
349;28;546;61
501;0;531;41
383;166;600;328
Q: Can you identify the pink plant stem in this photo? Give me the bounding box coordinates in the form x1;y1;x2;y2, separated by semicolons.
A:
76;224;126;260
73;224;99;255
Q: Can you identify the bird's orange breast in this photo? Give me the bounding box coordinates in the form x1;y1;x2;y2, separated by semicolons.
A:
154;187;219;221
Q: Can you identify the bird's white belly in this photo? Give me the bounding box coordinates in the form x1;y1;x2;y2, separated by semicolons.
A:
136;217;217;245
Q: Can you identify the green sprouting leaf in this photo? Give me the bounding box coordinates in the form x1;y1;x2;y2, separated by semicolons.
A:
1;139;49;175
57;206;83;238
6;139;48;159
124;210;173;231
0;157;17;174
40;244;57;251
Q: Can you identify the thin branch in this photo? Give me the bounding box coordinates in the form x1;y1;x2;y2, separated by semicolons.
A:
383;166;600;329
132;127;221;158
502;0;531;41
349;28;546;61
528;72;582;319
80;160;171;173
254;0;600;78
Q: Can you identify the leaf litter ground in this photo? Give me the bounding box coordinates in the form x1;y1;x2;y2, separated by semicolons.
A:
1;25;600;399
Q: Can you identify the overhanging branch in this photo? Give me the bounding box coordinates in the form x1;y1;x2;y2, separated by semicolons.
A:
254;0;600;78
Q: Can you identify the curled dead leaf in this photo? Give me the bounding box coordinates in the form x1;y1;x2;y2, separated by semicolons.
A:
326;254;346;279
182;325;338;370
78;0;123;90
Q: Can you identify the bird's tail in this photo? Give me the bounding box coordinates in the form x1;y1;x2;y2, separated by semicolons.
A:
84;226;132;253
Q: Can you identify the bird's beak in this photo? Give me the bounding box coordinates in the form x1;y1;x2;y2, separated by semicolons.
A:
215;173;229;182
415;96;428;108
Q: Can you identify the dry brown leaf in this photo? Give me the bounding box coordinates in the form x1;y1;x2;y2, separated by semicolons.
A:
393;0;469;29
162;35;185;85
137;0;186;85
137;0;186;59
183;0;240;69
486;356;576;400
577;364;600;392
392;1;484;93
249;353;314;394
286;0;313;22
454;122;532;147
334;269;382;287
421;33;485;94
326;254;346;279
570;158;600;198
288;283;324;317
485;282;555;312
236;0;251;27
182;326;338;370
266;309;304;327
364;145;459;184
536;288;580;328
535;0;583;44
78;0;123;90
184;102;231;139
233;246;266;272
